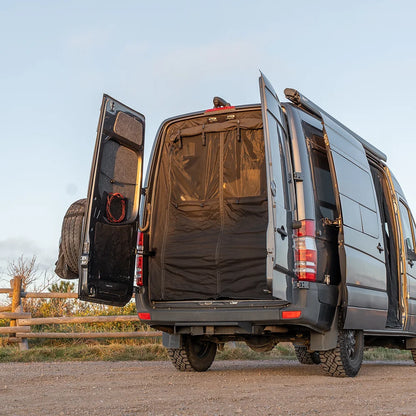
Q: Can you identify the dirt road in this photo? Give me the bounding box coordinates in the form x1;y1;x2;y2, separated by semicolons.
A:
1;360;415;416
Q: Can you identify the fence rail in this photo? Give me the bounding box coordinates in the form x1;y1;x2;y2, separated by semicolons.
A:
0;277;160;350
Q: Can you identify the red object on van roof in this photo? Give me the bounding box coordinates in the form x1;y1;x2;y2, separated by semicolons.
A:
205;106;235;113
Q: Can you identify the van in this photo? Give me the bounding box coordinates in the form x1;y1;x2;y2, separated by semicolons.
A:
57;73;416;377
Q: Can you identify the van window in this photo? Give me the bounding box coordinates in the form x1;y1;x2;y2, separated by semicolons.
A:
302;122;337;220
399;200;415;253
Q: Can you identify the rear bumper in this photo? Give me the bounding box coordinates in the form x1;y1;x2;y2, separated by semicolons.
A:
135;282;338;333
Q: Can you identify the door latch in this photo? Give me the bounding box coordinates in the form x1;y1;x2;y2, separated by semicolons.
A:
271;180;277;197
377;243;384;253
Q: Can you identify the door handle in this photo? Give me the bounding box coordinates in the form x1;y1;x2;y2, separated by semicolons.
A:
276;226;288;239
408;259;414;268
377;243;384;253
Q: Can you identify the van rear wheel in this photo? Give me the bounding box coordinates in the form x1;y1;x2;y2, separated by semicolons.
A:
294;345;320;365
319;324;364;377
167;336;217;372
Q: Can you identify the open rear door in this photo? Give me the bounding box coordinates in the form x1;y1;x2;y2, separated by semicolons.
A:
322;114;387;329
79;95;145;306
259;74;292;301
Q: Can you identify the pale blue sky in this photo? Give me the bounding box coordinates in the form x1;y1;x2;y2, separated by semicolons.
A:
1;0;416;279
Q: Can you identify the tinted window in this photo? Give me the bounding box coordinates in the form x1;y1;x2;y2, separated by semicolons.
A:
303;122;337;220
311;148;337;220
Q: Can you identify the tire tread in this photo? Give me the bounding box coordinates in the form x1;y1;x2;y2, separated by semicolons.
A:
294;345;320;365
167;348;195;372
319;314;363;377
411;349;416;364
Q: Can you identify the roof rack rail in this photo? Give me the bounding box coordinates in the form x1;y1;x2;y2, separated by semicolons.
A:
284;88;387;162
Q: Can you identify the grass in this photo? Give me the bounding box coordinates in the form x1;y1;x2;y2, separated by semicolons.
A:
0;340;413;363
0;343;168;362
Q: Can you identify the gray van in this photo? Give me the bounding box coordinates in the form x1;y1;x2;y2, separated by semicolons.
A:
57;73;416;377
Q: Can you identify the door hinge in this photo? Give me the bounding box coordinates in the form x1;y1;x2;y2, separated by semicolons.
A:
270;180;277;196
80;255;89;267
322;217;341;227
293;172;304;182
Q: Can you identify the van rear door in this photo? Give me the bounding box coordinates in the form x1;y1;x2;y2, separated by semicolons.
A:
79;95;145;306
259;74;292;301
322;114;387;329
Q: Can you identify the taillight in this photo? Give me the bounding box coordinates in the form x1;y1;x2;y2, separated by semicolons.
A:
294;220;317;282
135;232;144;286
282;310;302;319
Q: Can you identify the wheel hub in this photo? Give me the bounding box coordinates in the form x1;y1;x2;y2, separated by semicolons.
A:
346;330;356;358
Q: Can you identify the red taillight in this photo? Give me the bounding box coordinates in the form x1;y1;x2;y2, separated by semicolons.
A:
138;312;151;320
296;271;317;282
282;310;302;319
294;220;317;282
135;232;144;286
136;256;143;286
295;219;316;237
296;248;317;263
138;231;144;247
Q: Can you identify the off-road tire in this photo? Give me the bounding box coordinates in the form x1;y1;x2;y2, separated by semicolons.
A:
55;199;86;279
294;345;321;365
167;337;217;372
319;315;364;377
411;349;416;364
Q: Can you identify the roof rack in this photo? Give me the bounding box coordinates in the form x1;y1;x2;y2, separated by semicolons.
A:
284;88;387;162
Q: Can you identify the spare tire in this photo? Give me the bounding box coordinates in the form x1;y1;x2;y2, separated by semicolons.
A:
55;199;86;279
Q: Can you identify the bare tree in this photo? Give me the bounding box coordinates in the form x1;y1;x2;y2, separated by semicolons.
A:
7;255;38;290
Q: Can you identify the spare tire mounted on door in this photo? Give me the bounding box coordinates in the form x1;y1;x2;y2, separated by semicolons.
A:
55;198;86;280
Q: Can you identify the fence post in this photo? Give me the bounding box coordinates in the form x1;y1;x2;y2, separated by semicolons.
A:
10;277;29;351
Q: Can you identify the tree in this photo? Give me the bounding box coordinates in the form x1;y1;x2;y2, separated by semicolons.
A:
7;255;38;290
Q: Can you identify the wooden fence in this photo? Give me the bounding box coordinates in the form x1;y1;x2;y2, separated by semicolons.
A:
0;276;161;350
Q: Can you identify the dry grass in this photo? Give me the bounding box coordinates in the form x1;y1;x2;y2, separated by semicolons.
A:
0;340;412;363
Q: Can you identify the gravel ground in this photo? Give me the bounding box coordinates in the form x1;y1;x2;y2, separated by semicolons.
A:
1;360;416;416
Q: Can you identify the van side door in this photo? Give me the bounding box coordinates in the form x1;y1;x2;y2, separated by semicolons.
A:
79;95;145;306
397;199;416;331
322;114;387;330
259;74;292;301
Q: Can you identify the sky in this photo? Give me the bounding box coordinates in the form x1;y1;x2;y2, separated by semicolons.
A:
1;0;416;282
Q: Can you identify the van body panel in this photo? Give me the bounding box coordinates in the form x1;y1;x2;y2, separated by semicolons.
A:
344;307;389;330
321;114;388;329
79;95;145;306
346;285;387;310
259;74;292;301
343;245;387;292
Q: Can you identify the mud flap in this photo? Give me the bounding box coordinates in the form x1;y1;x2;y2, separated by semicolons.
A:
163;333;182;349
310;308;339;351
